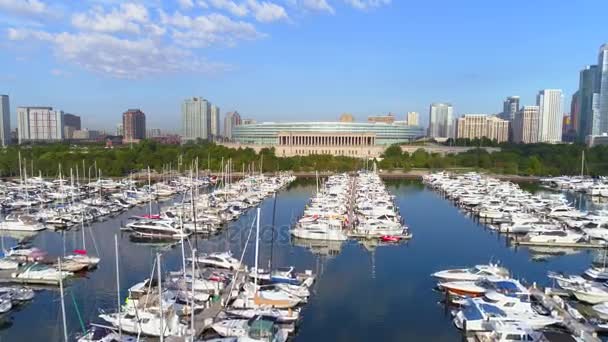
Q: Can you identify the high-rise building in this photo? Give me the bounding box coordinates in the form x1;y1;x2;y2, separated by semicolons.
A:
537;89;564;143
182;97;211;142
597;44;608;134
428;103;453;138
406;112;419;126
17;106;64;144
122;109;146;144
368;113;395;124
63;113;81;139
578;65;601;140
210;104;220;138
501;96;520;121
0;95;11;146
116;123;124;136
224;111;241;139
455;114;509;143
339;113;354;122
512;106;540;144
571;91;580;136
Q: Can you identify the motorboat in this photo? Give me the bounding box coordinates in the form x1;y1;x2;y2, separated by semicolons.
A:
569;282;608;304
432;263;509;282
188;252;243;270
100;309;187;337
11;263;72;283
584;266;608;281
77;326;139;342
203;318;288;342
0;215;45;232
439;278;526;298
225;308;300;323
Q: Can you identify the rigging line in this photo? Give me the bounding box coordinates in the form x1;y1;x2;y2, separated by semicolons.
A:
223;214;257;309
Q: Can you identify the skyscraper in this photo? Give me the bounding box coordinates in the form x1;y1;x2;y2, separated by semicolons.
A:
122;109;146;144
210;104;220;139
224;111;242;139
182;97;211;142
63;113;81;139
570;90;580;136
0;95;10;146
501;96;520;121
17;106;64;144
597;44;608;134
428;103;453;138
512;106;540;144
406;112;419;126
537;89;563;143
578;65;600;140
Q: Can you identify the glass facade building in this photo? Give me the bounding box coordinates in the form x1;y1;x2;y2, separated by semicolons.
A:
232;121;425;146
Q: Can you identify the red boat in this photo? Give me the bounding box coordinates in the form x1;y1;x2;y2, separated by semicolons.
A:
380;235;401;243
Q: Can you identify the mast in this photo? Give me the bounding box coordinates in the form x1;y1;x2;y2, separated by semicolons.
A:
114;235;122;338
191;248;196;340
58;258;68;342
254;208;260;288
581;150;585;177
148;166;152;216
157;253;164;342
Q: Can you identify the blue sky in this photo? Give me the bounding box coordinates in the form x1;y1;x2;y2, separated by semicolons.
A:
1;0;607;132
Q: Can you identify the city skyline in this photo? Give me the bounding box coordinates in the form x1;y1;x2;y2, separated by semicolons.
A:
2;1;608;130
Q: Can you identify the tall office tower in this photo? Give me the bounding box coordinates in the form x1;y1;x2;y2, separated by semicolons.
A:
182;97;211;142
224;111;242;139
122;109;146;144
406;112;419;126
428;103;453;138
578;65;601;140
210;104;220;139
536;89;564;143
63;113;81;139
0;95;10;146
501;96;520;121
512;106;540;144
116;123;124;136
17;106;64;144
570;91;580;136
597;44;608;134
455;114;509;143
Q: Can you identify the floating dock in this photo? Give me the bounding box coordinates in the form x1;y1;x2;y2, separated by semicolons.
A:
510;238;607;249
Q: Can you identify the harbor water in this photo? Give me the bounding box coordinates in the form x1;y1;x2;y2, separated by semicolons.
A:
0;179;600;341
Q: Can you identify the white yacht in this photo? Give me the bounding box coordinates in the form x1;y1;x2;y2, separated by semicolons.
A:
0;215;45;232
432;263;509;282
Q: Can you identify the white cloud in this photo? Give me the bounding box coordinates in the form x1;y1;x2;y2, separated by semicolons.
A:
344;0;390;10
208;0;248;17
8;28;230;78
161;11;263;48
72;3;149;34
0;0;50;17
247;0;287;22
301;0;333;14
177;0;194;9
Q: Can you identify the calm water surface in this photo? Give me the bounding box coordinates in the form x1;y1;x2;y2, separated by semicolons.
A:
0;179;602;342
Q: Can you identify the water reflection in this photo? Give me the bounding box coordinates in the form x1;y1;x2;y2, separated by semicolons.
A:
0;179;600;341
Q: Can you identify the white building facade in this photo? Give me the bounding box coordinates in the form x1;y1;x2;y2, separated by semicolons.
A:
17;107;64;144
536;89;563;143
428;103;453;139
513;106;540;144
406;112;419;126
210;104;220;139
182;97;211;142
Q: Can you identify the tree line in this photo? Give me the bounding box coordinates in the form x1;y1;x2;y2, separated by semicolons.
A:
0;140;605;178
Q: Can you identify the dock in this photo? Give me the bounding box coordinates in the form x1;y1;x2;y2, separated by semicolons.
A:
167;271;247;342
528;286;600;342
510;238;607;249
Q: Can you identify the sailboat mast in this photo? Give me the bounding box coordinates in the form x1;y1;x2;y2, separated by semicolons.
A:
191;248;196;340
255;208;260;288
157;253;164;342
58;258;68;342
114;235;122;338
148;166;152;216
581;150;585;177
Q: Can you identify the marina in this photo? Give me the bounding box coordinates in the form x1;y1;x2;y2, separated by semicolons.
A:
0;171;604;341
